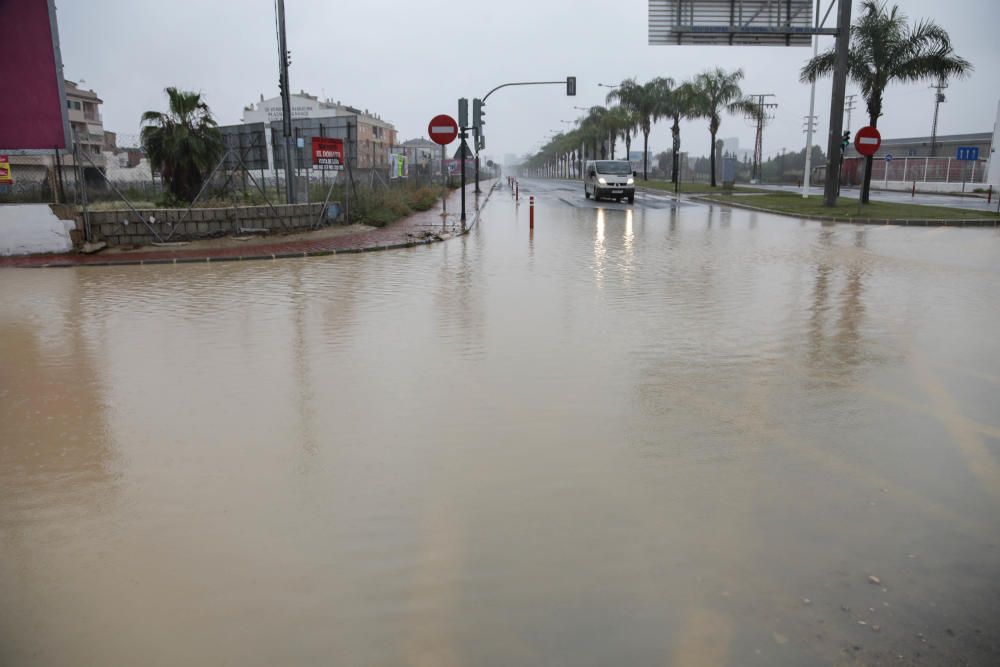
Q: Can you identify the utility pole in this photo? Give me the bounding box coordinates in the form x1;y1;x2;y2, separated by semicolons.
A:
844;94;857;132
823;0;852;207
748;94;777;183
929;76;947;157
276;0;295;203
802;0;821;198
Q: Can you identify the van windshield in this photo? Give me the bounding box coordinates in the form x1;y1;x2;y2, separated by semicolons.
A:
595;161;631;175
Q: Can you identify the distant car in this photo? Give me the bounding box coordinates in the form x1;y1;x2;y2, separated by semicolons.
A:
584;160;635;204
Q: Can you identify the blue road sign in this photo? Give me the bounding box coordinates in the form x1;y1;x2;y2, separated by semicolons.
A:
884;154;893;162
956;146;979;161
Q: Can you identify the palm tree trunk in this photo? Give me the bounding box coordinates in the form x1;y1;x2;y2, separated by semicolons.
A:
671;118;680;184
709;129;717;187
610;132;616;159
625;134;632;162
642;130;649;180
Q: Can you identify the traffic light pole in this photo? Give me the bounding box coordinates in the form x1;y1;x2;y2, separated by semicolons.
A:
473;126;480;194
459;130;468;227
823;0;852;207
276;0;295;204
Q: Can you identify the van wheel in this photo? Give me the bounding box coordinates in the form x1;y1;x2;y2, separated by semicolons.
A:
584;187;590;199
628;195;635;204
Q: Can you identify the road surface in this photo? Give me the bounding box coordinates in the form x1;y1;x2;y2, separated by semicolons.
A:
2;179;999;666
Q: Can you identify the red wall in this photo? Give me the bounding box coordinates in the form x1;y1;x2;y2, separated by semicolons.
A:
0;0;68;149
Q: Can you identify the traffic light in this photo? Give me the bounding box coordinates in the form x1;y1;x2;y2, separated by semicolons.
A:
458;98;468;128
841;131;851;150
473;98;484;130
566;76;577;96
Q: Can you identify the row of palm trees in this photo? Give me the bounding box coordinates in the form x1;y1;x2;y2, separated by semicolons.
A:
527;67;761;187
529;1;972;198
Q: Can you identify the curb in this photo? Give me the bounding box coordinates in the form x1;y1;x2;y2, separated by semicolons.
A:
688;194;1000;227
4;182;499;269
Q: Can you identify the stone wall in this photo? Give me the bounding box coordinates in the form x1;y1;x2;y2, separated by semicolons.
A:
85;203;330;246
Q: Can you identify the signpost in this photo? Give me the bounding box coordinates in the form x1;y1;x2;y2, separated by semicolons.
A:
428;114;459;218
956;146;979;192
853;126;881;213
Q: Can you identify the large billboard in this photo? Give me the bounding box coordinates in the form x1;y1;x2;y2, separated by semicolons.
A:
649;0;818;46
0;0;70;150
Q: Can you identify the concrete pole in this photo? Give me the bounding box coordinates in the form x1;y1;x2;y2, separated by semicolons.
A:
823;0;852;207
802;0;820;198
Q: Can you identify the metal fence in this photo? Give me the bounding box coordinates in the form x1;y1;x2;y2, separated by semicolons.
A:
869;156;988;184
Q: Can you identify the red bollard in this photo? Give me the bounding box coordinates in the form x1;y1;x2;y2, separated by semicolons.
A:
529;195;535;229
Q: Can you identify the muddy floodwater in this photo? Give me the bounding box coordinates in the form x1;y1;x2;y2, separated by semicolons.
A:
2;182;999;665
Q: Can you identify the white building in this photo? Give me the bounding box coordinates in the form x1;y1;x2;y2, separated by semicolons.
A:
242;91;397;169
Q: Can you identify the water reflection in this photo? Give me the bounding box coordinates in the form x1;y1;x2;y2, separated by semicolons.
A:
2;190;999;666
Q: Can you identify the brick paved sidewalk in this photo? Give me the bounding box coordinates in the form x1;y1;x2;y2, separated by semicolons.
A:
1;181;497;268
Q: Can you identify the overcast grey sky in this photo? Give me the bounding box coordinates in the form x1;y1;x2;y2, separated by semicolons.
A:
57;0;999;161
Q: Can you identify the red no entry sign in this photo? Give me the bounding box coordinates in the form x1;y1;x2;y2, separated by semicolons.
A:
428;114;459;145
854;126;882;157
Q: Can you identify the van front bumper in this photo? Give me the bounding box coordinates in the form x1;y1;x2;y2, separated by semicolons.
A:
595;185;635;198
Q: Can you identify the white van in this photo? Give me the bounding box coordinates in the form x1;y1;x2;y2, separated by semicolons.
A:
584;160;635;204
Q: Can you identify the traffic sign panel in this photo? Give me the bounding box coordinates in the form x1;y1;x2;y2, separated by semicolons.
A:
428;114;459;145
956;146;979;161
854;126;881;157
884;154;893;162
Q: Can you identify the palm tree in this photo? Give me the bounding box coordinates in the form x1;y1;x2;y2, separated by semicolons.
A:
801;0;971;202
605;106;639;162
580;106;610;160
141;87;224;202
656;80;698;184
689;68;760;187
606;78;669;180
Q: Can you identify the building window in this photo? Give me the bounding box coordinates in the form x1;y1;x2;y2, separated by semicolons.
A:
67;100;72;109
74;101;82;110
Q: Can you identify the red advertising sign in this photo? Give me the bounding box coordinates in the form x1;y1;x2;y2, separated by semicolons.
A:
854;126;882;157
0;0;70;149
428;114;459;145
0;155;12;184
312;137;345;170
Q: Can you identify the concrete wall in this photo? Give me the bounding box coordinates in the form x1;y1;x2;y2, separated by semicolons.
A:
86;202;328;246
0;204;75;256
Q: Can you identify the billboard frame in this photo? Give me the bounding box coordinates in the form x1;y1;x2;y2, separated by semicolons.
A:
649;0;835;47
1;0;71;154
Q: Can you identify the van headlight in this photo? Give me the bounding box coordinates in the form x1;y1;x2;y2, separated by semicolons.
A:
627;177;634;184
598;177;607;185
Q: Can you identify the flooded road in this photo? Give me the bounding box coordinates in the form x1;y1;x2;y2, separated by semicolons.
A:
2;179;999;665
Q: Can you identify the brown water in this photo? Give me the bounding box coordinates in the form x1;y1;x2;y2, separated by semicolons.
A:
2;185;999;665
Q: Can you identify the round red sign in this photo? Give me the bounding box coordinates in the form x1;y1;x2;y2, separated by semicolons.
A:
854;126;882;157
427;114;459;146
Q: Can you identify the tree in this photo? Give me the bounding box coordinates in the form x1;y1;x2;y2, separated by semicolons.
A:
689;68;761;187
605;106;636;161
606;78;670;180
800;0;971;202
141;87;224;202
656;80;698;184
